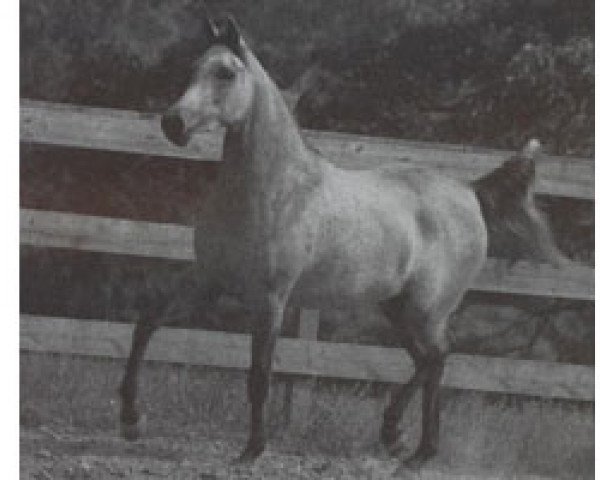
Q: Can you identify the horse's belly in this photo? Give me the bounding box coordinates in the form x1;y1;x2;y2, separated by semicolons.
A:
292;232;415;309
291;267;406;309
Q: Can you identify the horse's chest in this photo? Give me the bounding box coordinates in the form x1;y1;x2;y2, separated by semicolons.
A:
195;215;262;270
194;196;307;290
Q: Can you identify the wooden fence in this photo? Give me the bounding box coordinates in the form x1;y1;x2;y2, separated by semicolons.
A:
20;99;594;407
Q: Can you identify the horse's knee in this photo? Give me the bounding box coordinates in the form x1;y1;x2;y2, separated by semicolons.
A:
422;348;446;369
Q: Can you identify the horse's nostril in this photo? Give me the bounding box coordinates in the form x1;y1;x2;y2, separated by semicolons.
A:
161;114;185;145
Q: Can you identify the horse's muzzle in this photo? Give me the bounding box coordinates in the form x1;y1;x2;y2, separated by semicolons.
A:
160;113;188;146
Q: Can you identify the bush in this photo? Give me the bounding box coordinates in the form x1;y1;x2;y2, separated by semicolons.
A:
21;0;593;155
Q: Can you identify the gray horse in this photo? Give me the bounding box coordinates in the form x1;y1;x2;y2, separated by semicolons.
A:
119;14;566;469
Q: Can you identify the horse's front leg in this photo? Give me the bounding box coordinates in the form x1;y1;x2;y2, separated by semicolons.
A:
236;293;287;463
119;320;158;440
118;269;219;441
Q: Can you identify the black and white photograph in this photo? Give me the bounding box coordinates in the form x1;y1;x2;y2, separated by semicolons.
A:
20;1;594;478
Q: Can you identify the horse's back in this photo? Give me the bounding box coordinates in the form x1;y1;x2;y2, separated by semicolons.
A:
373;165;486;249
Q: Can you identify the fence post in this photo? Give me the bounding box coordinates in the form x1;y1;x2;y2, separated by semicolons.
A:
286;308;320;428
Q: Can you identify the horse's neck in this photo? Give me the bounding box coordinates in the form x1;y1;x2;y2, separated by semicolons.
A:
214;50;320;228
237;51;318;187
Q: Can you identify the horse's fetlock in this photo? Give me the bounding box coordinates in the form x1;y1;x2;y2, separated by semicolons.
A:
235;436;266;464
118;382;137;405
381;425;399;446
120;406;140;426
382;407;399;426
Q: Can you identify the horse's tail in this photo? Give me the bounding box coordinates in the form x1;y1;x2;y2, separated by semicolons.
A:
472;139;569;267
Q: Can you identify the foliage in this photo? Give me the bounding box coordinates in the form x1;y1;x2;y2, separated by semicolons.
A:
21;0;593;155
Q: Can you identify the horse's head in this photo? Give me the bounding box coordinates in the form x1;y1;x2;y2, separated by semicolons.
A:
161;15;254;146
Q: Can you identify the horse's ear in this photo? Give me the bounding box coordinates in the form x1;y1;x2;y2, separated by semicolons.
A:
199;2;219;41
204;17;219;41
216;14;242;54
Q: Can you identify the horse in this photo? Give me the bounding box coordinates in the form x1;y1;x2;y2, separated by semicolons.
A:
118;13;567;469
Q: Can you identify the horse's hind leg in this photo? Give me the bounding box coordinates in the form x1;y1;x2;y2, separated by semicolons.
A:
118;320;158;440
408;344;445;467
380;344;445;452
379;294;450;468
379;323;427;449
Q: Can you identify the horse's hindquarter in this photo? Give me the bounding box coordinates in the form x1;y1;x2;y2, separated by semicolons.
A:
377;166;488;311
293;165;487;309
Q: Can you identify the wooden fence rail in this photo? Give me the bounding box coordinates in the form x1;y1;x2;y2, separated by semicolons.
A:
20;99;594;200
20;315;594;402
19;98;595;410
20;208;594;301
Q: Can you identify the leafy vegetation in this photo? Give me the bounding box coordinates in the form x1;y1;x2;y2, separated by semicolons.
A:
21;0;593;154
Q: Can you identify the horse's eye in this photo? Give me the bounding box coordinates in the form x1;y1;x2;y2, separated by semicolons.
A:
215;66;235;81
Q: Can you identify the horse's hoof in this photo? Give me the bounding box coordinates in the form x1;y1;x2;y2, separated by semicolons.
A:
120;422;140;441
232;442;265;465
119;414;145;441
403;446;436;470
381;426;407;455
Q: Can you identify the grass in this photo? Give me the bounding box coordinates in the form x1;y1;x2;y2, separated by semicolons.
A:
20;352;593;479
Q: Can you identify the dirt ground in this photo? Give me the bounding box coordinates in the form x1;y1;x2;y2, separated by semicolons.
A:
21;428;396;480
20;354;593;480
20;427;558;480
